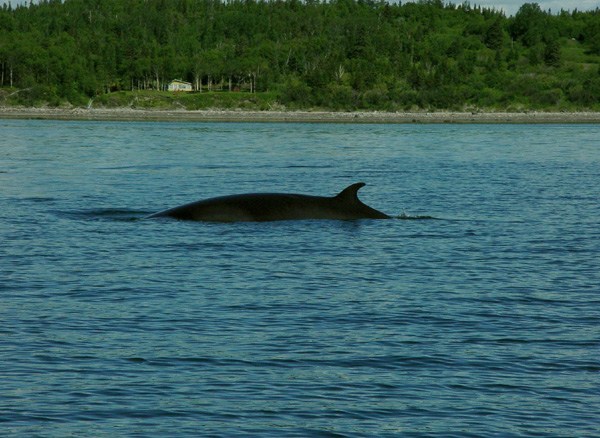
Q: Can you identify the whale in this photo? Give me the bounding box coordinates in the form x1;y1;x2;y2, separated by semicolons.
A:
145;182;390;222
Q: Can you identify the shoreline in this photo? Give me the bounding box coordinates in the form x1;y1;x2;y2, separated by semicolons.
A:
2;106;600;123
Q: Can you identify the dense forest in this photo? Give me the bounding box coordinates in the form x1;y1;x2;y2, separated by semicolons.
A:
1;0;600;111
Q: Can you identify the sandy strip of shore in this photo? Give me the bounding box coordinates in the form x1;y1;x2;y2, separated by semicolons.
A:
1;106;600;123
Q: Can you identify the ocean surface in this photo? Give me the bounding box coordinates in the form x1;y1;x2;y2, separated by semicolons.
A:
1;119;599;437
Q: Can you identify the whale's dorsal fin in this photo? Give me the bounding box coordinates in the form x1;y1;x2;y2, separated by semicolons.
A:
335;182;366;204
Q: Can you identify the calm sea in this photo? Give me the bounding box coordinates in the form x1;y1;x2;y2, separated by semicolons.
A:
1;119;599;437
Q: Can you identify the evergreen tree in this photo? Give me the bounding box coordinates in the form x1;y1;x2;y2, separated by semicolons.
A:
0;0;598;110
544;39;561;66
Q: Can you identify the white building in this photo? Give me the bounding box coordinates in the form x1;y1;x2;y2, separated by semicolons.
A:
168;79;193;92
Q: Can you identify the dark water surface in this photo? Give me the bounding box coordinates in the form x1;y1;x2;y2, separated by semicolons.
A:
1;120;599;437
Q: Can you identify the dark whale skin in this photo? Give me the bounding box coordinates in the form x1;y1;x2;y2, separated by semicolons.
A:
146;183;390;222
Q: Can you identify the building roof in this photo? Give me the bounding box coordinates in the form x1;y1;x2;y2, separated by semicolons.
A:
169;79;192;85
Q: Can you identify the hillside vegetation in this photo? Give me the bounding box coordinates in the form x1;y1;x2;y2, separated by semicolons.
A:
1;0;600;111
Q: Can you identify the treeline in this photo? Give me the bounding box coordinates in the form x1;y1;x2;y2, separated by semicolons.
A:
1;0;600;110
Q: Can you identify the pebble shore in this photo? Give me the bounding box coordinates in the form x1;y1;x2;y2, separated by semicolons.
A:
2;106;600;123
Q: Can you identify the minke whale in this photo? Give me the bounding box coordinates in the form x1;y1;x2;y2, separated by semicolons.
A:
145;182;390;222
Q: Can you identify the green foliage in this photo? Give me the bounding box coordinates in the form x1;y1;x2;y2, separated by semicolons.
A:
544;39;562;67
510;3;547;47
278;77;313;108
1;0;600;111
9;85;59;106
484;19;506;50
92;90;279;110
316;83;358;110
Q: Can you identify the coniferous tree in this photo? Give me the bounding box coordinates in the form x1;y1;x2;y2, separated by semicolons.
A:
544;39;561;66
0;0;599;110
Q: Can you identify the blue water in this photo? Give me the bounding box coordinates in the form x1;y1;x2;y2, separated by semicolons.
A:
1;119;599;437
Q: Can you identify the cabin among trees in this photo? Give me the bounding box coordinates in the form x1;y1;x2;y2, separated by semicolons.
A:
1;0;600;110
168;80;193;92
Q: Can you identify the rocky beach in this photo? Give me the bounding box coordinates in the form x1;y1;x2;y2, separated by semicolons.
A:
2;106;600;124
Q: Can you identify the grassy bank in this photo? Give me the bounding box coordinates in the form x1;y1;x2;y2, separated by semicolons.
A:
0;88;282;111
93;90;281;111
2;86;600;114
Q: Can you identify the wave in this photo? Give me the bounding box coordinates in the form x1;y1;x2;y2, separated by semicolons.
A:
55;209;148;222
57;208;439;222
394;212;439;220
